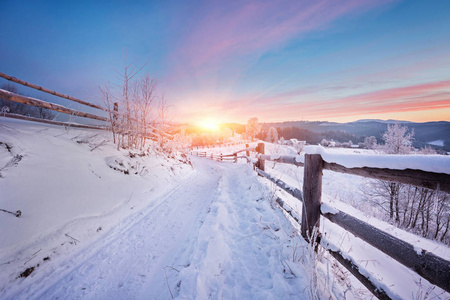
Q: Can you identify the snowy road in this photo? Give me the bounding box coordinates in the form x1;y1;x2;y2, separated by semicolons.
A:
15;158;222;299
6;157;306;300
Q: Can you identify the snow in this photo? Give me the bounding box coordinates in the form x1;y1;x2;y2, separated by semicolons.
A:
0;119;318;299
304;145;450;174
270;153;281;160
2;120;449;300
414;246;424;256
320;203;339;215
427;140;444;147
258;142;450;299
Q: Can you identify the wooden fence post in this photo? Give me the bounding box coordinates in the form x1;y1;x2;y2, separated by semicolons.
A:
301;154;323;243
246;143;249;157
234;153;237;163
256;142;265;171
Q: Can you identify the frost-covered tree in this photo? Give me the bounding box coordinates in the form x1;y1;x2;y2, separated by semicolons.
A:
265;126;278;143
342;140;353;148
376;123;414;221
365;123;449;244
320;139;329;147
363;136;377;150
294;140;306;154
245;117;261;141
419;146;437;154
381;123;414;154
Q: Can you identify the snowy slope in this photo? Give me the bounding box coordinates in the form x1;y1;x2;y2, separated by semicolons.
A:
1;119;349;300
2;119;449;299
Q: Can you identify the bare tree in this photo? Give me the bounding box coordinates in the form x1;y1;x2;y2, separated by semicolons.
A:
365;123;449;244
98;84;118;145
266;126;278;143
245;117;261;141
137;74;158;148
157;93;171;150
376;123;414;221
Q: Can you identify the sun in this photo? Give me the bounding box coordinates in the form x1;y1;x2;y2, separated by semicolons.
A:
198;119;220;131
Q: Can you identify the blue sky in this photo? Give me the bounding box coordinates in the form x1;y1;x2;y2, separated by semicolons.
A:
1;0;449;124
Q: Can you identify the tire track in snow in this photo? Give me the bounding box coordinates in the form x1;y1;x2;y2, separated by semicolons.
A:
9;158;225;300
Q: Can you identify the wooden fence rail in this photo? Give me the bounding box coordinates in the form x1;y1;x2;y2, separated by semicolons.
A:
0;71;105;110
2;113;110;130
0;72;173;138
0;89;108;121
190;142;450;298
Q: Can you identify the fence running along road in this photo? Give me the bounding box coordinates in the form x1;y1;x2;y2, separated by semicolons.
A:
190;142;450;300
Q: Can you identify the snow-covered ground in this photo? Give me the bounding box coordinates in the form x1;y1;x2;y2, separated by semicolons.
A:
0;119;346;300
427;140;444;147
2;119;449;299
199;142;450;299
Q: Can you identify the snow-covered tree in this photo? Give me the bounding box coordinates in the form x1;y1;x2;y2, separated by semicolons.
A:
363;136;377;150
294;141;306;154
381;123;414;154
265;126;278;143
245;117;261;141
419;146;437;154
320;139;329;147
342;140;353;148
374;123;414;222
367;123;450;243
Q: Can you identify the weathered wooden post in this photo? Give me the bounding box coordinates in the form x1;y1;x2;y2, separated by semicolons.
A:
246;143;250;157
256;142;265;171
234;153;237;163
301;154;323;243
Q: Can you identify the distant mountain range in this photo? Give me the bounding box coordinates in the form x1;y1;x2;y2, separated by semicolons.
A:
260;119;450;151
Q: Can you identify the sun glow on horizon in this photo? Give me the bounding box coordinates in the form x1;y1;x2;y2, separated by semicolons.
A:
197;119;220;131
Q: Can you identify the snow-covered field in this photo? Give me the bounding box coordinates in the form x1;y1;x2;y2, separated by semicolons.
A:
1;118;449;299
427;140;444;147
200;142;450;299
0;118;334;299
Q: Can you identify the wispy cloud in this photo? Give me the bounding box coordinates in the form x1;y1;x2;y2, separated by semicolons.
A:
166;0;394;91
251;80;450;120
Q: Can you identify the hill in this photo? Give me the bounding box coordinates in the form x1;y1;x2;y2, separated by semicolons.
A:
261;120;450;151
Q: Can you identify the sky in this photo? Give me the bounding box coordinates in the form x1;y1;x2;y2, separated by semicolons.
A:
1;0;450;124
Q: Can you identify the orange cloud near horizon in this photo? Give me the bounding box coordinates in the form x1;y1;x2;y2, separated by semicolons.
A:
175;79;450;124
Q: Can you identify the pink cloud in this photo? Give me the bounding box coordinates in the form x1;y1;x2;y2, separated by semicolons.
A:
166;0;395;86
260;80;450;120
174;78;450;123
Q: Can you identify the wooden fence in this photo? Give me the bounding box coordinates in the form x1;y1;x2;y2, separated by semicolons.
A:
0;72;110;130
0;72;171;138
191;142;450;299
